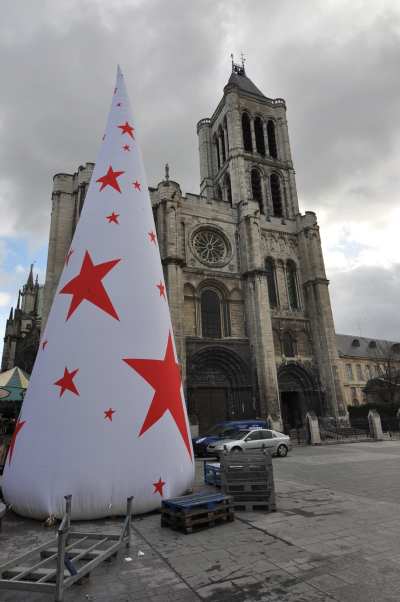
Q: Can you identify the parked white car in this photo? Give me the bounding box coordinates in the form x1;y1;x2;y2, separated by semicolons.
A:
206;428;291;458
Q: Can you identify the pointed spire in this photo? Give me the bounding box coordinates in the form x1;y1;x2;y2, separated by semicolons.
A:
35;274;39;287
26;264;34;289
9;306;13;320
17;291;21;310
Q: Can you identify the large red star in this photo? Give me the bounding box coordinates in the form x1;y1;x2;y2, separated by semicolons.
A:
106;212;119;224
8;419;26;465
104;408;116;421
96;166;125;193
54;367;79;397
60;251;120;321
153;477;165;496
123;332;192;460
133;180;141;191
118;121;135;139
157;281;166;299
148;231;157;244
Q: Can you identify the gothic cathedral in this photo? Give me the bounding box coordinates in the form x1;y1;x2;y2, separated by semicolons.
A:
40;62;346;433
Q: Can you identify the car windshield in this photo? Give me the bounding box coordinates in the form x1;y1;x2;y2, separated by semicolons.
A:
219;428;245;439
205;425;227;436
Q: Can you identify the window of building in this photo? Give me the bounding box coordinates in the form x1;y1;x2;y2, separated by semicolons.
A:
265;258;278;308
286;261;299;310
201;290;222;338
216;184;222;201
283;332;295;357
365;365;371;379
251;169;263;212
267;120;277;158
224;116;229;151
351;387;359;406
242;113;253;152
270;174;283;217
356;364;363;381
215;138;220;170
254;117;265;155
220;127;226;163
346;364;354;380
224;172;232;205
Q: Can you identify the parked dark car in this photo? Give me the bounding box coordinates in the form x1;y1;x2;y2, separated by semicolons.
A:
192;420;268;457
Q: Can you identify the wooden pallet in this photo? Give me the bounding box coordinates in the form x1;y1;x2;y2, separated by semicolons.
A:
0;495;133;601
220;451;276;513
161;492;234;534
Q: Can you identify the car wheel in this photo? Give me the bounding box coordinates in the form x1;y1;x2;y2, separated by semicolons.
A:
231;447;243;454
277;444;288;457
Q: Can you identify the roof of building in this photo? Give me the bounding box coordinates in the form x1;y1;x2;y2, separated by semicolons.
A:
336;334;400;359
225;70;266;99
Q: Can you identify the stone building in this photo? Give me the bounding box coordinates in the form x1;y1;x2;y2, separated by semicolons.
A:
1;265;43;374
39;62;348;433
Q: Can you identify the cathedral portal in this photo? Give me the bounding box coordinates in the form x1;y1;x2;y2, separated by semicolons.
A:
186;346;255;433
278;364;322;432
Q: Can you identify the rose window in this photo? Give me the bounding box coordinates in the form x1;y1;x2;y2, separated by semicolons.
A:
192;229;228;265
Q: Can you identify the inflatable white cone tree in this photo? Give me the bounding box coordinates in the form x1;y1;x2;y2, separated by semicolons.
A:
3;67;194;519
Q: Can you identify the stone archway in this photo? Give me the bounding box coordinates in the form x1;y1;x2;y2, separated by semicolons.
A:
278;363;321;433
187;346;255;433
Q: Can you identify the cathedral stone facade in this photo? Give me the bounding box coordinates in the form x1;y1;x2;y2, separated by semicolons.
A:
39;63;347;433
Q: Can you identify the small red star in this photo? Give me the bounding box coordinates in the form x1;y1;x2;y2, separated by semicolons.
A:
123;332;192;460
157;281;166;299
118;121;135;139
106;212;120;224
96;166;125;193
42;339;48;351
122;144;131;152
8;419;26;465
104;408;116;421
60;250;121;321
148;231;157;244
65;248;74;266
116;102;122;107
133;180;141;191
153;478;166;496
54;367;79;397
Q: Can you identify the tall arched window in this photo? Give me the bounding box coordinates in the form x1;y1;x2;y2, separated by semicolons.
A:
215;137;220;170
265;258;278;308
286;261;299;310
220;127;226;163
224;116;229;152
254;117;265;155
270;174;283;217
201;290;221;338
225;172;232;205
242;113;253;152
251;169;263;213
267;120;277;158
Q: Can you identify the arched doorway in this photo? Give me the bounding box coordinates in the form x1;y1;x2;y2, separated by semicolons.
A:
187;347;255;433
278;363;321;433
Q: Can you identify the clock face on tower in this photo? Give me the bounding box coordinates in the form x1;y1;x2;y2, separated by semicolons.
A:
191;227;231;267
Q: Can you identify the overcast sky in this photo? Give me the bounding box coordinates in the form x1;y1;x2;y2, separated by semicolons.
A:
0;0;399;350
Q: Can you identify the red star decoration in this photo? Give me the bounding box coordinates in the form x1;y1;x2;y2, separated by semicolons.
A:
54;367;79;397
42;339;48;351
133;180;141;191
153;478;166;496
123;331;192;460
60;250;121;321
118;121;135;139
104;408;116;421
157;281;166;299
148;231;157;244
65;248;74;266
8;419;26;465
122;144;131;152
96;166;125;193
106;212;120;224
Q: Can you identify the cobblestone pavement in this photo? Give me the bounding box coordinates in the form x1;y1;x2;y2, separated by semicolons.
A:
1;441;400;601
